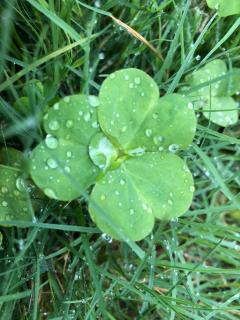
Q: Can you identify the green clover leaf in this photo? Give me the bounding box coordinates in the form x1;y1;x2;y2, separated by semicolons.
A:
206;0;240;17
30;68;196;241
30;95;101;200
184;60;239;127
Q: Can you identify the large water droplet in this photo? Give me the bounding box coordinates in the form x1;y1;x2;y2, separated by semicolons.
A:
48;120;60;131
16;177;27;192
109;73;115;79
45;135;58;149
89;133;118;170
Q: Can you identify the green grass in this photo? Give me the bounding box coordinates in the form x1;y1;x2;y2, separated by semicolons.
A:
0;0;240;319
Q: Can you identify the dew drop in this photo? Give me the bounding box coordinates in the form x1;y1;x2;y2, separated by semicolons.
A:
1;186;8;194
124;75;129;80
101;233;112;243
190;186;195;192
2;201;8;207
168;144;179;153
120;179;125;185
47;158;58;169
49;120;60;131
134;77;141;84
98;52;105;60
66;120;73;128
130;209;135;215
92;121;99;128
53;103;59;110
145;129;152;137
16;177;27;192
45;135;58;149
64;166;71;173
153;135;163;145
152;113;158;119
84;112;91;122
129;83;134;89
109;73;115;79
64;97;70;103
121;126;127;133
44;188;57;199
67;151;72;158
188;102;193;109
100;194;106;201
88;96;100;107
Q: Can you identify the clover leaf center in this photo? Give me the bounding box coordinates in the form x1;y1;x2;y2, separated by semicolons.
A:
89;133;119;171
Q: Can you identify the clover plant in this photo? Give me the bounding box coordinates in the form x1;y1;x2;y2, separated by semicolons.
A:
183;60;239;127
28;68;196;241
206;0;240;17
0;148;33;223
